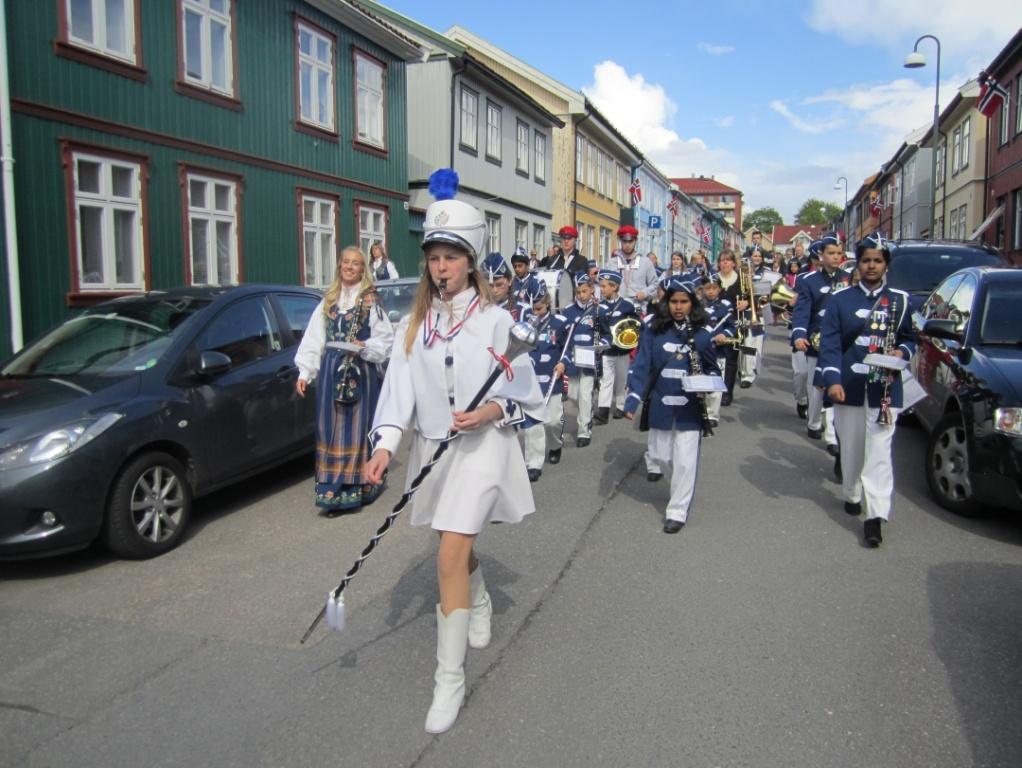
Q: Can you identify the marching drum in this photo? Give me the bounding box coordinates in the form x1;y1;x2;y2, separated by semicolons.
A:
535;269;573;310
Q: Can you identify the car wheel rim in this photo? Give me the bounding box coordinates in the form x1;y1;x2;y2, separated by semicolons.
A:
931;423;972;502
130;465;185;543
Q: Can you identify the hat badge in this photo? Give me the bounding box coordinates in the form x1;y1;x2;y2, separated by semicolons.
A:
434;210;449;226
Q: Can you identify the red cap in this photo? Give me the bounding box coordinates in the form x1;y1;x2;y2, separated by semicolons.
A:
617;225;639;240
559;226;579;238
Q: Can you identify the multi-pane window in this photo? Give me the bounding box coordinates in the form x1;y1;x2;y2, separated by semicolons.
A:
460;86;478;151
951;127;961;175
935;144;944;187
1001;99;1011;145
588;142;596;190
575;136;584;183
486;214;500;254
66;0;137;64
297;22;334;132
586;225;595;260
516;120;529;174
596;150;605;195
486;102;501;160
961;117;970;169
187;173;238;285
534;132;546;181
181;0;234;96
618;164;627;204
958;203;968;239
1013;190;1022;250
1017;75;1022;135
514;220;528;249
301;195;336;289
599;227;611;261
532;224;545;257
358;204;387;258
355;51;386;149
71;151;144;290
949;207;959;239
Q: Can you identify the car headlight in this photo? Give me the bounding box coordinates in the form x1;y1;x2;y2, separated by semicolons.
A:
993;407;1022;437
0;413;123;470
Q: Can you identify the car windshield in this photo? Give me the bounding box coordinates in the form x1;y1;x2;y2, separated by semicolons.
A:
375;280;420;323
1;297;212;379
887;248;1002;295
979;284;1022;345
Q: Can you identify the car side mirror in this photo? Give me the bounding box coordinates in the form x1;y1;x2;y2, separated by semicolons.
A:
923;318;964;343
197;350;232;377
388;310;401;322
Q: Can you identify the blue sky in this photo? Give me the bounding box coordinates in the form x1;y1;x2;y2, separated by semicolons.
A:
383;0;1022;222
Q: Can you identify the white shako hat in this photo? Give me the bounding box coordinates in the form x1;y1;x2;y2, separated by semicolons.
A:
421;168;486;259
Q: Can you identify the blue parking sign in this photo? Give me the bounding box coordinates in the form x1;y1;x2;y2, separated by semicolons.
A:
648;215;662;229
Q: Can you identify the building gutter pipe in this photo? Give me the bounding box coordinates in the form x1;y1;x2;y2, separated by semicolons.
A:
0;0;22;353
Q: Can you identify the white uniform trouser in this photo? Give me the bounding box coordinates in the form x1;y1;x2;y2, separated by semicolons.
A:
791;351;809;406
704;355;726;420
567;373;595;439
598;354;630;410
739;334;763;383
808;386;838;445
523;393;563;469
647;428;701;522
833;404;899;520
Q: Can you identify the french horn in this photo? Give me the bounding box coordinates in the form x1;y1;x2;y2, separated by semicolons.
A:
610;317;641;350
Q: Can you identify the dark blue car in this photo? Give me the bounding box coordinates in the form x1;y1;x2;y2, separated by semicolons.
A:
0;285;321;559
887;239;1008;312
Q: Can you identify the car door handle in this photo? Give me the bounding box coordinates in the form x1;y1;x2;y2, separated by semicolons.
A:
275;366;297;380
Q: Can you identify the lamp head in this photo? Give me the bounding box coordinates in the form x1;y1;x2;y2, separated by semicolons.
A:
833;183;842;190
904;51;926;68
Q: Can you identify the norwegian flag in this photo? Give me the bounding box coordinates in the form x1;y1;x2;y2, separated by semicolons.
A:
869;192;882;219
629;178;642;205
692;218;705;236
701;228;712;245
978;71;1010;119
666;197;679;216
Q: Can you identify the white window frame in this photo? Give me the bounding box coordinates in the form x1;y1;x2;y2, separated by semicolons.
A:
1017;75;1022;135
961;117;970;170
516;119;530;175
187;172;238;286
588;142;596;190
958;203;967;239
949;207;959;240
596;149;605;196
586;225;595;259
514;219;528;249
534;131;546;182
355;50;386;149
532;224;545;257
575;136;584;183
486;213;501;254
297;21;334;132
71;150;145;291
951;127;961;175
1013;190;1022;250
1001;99;1011;146
485;101;501;161
65;0;138;64
599;227;611;261
618;164;627;204
181;0;234;97
301;194;336;289
460;85;478;151
357;203;387;260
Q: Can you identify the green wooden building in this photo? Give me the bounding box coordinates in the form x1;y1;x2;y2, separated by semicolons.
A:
0;0;421;360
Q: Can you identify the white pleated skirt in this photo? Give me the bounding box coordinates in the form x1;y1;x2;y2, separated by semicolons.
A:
406;425;535;534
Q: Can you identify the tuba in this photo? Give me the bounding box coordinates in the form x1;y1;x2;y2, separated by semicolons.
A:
769;278;796;321
610;317;641;350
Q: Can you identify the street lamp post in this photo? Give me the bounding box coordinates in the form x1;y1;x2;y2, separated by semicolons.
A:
834;176;848;240
905;34;941;240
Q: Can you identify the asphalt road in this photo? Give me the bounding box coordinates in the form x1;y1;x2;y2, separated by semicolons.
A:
2;329;1021;768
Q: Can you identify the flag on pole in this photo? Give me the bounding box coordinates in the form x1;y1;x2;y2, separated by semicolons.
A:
978;71;1010;119
666;197;679;215
629;178;642;205
869;191;883;219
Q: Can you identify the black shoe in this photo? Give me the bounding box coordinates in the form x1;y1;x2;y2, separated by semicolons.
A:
834;454;843;482
844;500;862;516
663;519;685;534
721;394;733;407
796;403;808;419
593;407;609;425
547;448;562;464
826;443;840;457
612;408;625;420
647;472;662;482
807;427;823;440
739;381;752;389
864;517;883;547
527;468;541;482
576;436;590;448
707;419;719;429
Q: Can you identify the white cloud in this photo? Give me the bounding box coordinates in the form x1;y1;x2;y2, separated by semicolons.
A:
807;0;1022;62
769;100;844;134
697;42;735;55
713;115;735;128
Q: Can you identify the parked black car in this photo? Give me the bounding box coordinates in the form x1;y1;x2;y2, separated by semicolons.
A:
910;267;1022;515
374;277;420;323
887;239;1008;312
0;285;321;559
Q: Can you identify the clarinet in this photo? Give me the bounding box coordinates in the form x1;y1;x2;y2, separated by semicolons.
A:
876;294;898;426
685;321;714;437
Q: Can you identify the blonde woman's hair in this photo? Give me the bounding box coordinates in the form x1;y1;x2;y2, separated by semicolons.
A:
323;245;374;316
403;247;491;354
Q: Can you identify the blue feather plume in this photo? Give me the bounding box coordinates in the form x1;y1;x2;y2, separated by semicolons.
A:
428;168;459;201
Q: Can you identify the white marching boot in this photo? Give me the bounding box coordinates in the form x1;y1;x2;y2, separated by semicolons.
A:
468;566;492;649
424;605;470;734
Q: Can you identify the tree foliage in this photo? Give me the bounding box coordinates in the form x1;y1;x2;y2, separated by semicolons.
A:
743;207;784;233
795;198;843;226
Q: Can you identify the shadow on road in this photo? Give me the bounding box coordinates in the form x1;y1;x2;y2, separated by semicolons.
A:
928;561;1022;766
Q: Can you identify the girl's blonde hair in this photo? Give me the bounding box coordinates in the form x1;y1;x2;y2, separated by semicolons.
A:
403;246;491;354
323;245;374;316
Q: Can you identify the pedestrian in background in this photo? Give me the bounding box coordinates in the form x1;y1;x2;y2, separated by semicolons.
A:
370;241;399;280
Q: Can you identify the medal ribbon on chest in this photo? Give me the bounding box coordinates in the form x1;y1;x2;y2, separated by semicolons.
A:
423;295;481;348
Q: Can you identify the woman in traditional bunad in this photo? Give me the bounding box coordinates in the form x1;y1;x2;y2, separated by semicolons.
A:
364;170;543;734
295;246;393;513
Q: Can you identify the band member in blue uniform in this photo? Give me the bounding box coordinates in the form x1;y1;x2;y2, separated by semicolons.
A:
623;279;720;533
510;247;532;293
818;232;914;547
738;250;768;388
702;273;736;428
715;250;742;405
791;233;850;455
482;252;518;320
594;268;638;424
522;285;569;480
552;273;602;447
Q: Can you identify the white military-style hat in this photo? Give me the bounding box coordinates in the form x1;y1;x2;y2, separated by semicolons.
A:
421;168;486;259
